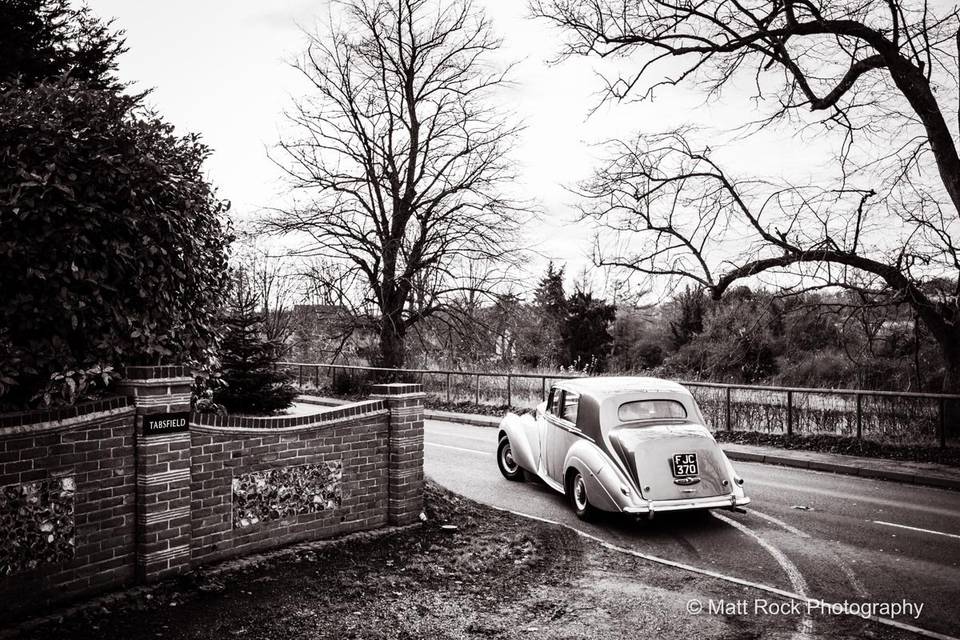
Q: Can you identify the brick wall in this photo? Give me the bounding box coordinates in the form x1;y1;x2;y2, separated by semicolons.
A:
0;373;425;624
0;398;136;623
188;400;391;565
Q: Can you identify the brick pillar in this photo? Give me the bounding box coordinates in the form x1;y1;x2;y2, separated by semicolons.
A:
119;366;193;582
371;383;425;526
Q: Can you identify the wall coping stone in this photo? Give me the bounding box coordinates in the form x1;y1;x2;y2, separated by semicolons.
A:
370;383;424;396
0;396;131;432
117;376;193;388
0;406;135;437
122;365;191;380
190;399;387;434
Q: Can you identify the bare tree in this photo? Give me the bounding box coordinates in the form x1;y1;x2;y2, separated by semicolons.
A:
264;0;526;369
405;257;516;367
533;0;960;390
248;253;298;352
231;233;301;352
297;259;380;364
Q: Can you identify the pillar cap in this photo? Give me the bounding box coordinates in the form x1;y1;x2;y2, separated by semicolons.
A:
122;365;192;380
370;383;423;396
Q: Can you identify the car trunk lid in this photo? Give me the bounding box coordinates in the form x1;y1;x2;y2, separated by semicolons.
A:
609;422;730;501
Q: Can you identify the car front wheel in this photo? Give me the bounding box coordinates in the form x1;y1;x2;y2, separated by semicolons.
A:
569;470;597;520
497;437;524;481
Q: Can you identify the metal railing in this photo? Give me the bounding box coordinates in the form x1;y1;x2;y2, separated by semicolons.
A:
278;362;960;448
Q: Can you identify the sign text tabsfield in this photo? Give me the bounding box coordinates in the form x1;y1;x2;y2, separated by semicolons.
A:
143;412;189;436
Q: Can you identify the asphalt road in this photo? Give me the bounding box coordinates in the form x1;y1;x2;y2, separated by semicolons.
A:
424;419;960;639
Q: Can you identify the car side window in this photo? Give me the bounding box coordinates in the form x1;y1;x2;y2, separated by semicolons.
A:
560;391;579;424
547;387;561;416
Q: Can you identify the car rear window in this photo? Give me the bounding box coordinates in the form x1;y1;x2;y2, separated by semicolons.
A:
618;400;687;422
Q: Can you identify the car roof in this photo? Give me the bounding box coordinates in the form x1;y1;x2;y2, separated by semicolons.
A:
554;376;691;399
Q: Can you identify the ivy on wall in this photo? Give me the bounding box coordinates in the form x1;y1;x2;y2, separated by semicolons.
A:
0;477;76;575
232;462;342;528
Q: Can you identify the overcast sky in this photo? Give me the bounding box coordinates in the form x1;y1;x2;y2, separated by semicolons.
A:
86;0;833;297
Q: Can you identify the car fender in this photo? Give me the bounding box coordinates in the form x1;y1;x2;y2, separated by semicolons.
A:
718;448;749;501
690;429;749;502
703;427;748;493
564;439;630;513
498;413;538;474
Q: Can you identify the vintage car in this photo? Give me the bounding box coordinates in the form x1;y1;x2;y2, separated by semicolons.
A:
496;377;750;519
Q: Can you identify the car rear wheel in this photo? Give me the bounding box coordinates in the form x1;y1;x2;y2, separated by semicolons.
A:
568;470;597;520
497;437;524;481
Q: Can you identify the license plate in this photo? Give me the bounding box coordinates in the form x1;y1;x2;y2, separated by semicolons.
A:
672;453;699;477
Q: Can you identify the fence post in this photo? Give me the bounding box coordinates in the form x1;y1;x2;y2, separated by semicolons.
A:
939;398;947;449
507;374;512;409
446;372;451;405
475;374;480;407
856;393;863;441
314;365;320;388
298;365;303;388
786;390;793;439
541;376;546;401
725;387;731;432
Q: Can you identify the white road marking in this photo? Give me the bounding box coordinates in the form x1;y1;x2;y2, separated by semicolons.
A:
713;511;814;639
497;506;959;640
872;520;960;540
424;442;492;456
748;509;811;539
425;432;493;446
424;427;496;445
748;477;960;518
748;510;868;598
829;544;871;599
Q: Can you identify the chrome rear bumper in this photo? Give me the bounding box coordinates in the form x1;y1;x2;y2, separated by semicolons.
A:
622;494;750;514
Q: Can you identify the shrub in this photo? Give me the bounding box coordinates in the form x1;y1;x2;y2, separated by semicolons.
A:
330;369;368;396
777;352;855;388
0;82;232;409
632;340;665;370
213;285;297;415
562;290;616;372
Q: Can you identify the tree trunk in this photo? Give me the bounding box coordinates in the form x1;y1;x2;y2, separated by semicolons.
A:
942;334;960;394
375;311;406;377
942;339;960;443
